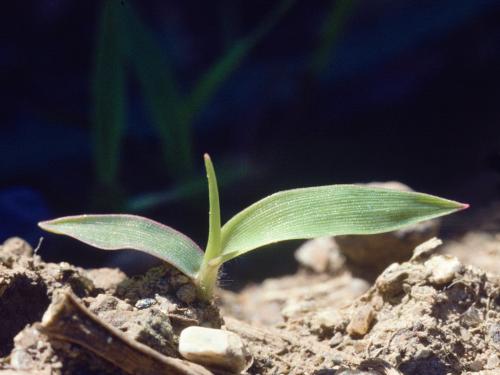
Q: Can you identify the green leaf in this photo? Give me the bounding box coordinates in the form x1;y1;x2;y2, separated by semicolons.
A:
218;185;467;263
195;155;223;298
39;215;203;278
203;154;222;261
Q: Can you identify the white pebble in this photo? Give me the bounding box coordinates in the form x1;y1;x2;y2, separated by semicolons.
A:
179;326;251;373
424;255;463;285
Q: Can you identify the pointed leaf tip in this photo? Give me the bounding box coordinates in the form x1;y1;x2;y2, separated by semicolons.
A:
38;219;65;234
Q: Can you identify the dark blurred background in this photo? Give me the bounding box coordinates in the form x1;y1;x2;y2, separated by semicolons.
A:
2;0;500;283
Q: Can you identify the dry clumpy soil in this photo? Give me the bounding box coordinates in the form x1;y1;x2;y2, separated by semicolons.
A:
0;225;499;374
0;237;221;375
220;250;499;374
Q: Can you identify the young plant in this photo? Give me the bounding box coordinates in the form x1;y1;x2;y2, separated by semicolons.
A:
39;155;468;300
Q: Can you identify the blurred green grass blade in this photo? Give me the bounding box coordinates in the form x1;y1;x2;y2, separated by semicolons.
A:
124;5;193;177
310;0;357;75
39;215;203;278
187;0;296;123
219;185;467;262
92;1;127;187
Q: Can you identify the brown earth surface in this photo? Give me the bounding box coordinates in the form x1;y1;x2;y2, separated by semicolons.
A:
0;203;499;374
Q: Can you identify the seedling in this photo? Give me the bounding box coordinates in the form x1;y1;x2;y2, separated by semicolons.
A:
39;154;468;300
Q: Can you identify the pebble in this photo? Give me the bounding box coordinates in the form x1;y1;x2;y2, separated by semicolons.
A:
281;300;314;319
461;306;482;327
410;237;443;262
10;349;33;370
424;255;463;285
294;237;344;273
312;309;346;332
346;305;375;337
329;332;343;347
486;354;500;369
3;237;33;257
179;326;251;373
375;263;408;296
488;323;500;349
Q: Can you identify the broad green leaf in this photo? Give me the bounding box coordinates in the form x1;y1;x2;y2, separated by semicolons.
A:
39;215;203;278
218;185;467;263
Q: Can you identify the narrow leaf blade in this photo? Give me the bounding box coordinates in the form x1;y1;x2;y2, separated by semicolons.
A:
39;215;203;278
203;154;222;260
187;0;295;124
92;1;127;187
124;5;193;177
219;185;467;262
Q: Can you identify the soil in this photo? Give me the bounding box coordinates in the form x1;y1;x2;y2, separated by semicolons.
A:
0;203;499;374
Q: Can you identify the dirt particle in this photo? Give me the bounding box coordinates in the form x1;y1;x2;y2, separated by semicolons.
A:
486;354;499;369
88;293;132;313
3;237;33;257
171;273;190;287
346;305;375;337
488;323;500;348
85;267;127;293
424;255;463;285
329;332;343;347
10;348;34;370
310;309;347;338
281;300;314;319
295;237;345;273
375;263;409;297
461;306;482;327
176;284;196;304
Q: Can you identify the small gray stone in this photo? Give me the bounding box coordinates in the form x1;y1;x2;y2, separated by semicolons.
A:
135;298;157;310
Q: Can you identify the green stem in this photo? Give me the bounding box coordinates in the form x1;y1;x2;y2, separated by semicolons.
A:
197;154;222;299
196;261;221;300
